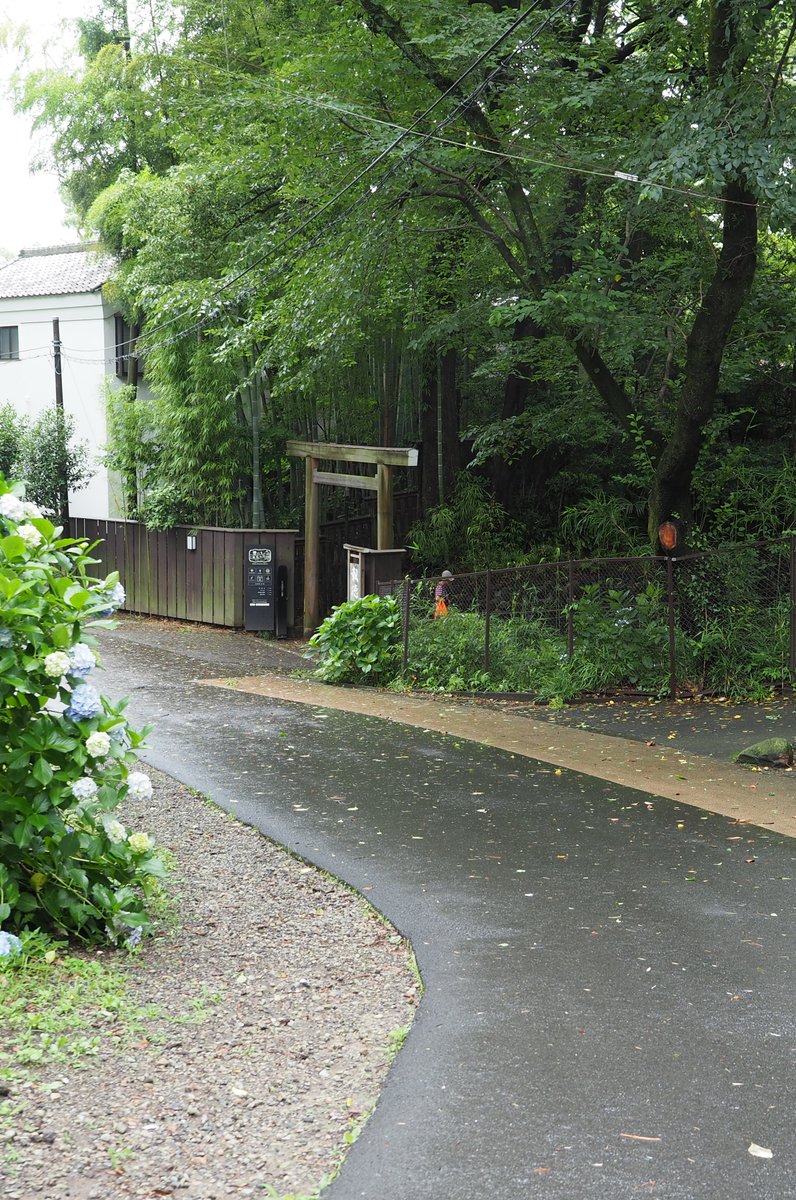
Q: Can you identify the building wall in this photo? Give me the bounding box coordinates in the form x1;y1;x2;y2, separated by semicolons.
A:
0;289;151;520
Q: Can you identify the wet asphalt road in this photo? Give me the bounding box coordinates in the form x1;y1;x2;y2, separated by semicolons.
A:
97;623;795;1200
522;696;796;767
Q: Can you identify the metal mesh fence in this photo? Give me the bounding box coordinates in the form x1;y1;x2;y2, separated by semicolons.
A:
382;538;796;699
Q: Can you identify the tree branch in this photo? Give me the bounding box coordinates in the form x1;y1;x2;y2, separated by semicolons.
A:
763;11;796;128
415;155;523;244
573;341;634;430
461;205;526;279
353;0;546;282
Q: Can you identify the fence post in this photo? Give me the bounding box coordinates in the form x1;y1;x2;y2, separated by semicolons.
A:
484;569;492;673
790;536;796;680
402;577;411;673
567;560;575;659
666;556;677;700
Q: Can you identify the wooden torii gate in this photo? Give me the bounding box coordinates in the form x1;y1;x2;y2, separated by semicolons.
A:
286;440;418;635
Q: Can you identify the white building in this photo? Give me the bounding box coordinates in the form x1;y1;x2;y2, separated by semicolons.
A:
0;243;145;520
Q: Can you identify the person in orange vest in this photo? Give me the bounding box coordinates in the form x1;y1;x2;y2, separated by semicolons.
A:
434;569;454;619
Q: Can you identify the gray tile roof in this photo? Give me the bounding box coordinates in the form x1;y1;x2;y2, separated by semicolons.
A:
0;244;115;299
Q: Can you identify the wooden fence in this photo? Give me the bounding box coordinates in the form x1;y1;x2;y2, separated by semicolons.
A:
73;492;419;631
71;519;294;629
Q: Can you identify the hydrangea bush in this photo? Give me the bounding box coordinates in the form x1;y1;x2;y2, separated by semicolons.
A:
0;475;164;945
308;594;401;684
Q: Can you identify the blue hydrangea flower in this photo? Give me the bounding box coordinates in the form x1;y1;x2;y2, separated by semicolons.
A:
68;643;96;677
65;684;102;721
0;627;13;648
0;931;22;958
126;927;143;949
96;581;126;617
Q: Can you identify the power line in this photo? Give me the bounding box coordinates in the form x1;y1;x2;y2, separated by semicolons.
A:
267;86;757;208
124;0;571;355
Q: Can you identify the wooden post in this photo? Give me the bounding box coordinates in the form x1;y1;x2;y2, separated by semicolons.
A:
666;554;677;701
790;535;796;678
376;463;393;550
304;456;320;635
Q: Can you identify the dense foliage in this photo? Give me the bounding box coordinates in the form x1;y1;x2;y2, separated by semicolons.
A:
391;576;790;701
0;404;93;525
0;474;165;944
15;1;796;555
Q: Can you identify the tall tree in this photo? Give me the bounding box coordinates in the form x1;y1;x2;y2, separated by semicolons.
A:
20;0;796;543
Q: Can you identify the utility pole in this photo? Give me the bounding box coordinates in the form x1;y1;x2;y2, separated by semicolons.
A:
52;317;70;533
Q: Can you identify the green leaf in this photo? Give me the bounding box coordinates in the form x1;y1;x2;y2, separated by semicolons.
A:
31;757;54;786
0;535;27;561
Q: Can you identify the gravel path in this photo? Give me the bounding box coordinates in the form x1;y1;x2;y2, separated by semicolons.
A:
0;769;419;1199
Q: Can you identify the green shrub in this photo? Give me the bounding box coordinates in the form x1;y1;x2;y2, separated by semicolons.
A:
694;602;790;700
406;610;494;691
308;594;402;684
567;582;679;696
357;572;790;703
490;617;575;699
405;610;576;698
0;475;165;945
406;474;528;573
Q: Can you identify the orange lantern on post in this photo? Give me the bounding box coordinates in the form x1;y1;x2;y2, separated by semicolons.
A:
658;520;679;553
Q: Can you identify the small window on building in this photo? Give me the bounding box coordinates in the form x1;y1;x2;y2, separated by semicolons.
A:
0;326;19;361
115;313;143;381
115;313;130;379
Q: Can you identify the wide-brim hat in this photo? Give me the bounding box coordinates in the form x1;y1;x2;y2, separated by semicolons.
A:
441;569;454;579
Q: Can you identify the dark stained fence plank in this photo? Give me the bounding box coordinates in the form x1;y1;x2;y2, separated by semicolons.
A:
176;532;189;624
134;520;148;613
168;530;180;619
202;535;218;628
226;535;242;628
147;525;159;616
157;532;172;618
187;530;204;624
210;530;225;624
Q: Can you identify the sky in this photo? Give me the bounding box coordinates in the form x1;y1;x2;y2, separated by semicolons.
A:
0;1;94;258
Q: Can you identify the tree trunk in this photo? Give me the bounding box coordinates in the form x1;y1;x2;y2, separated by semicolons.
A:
439;346;460;501
420;349;460;512
420;364;437;513
648;182;758;537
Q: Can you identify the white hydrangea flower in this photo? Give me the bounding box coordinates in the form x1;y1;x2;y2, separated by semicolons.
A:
85;731;111;758
104;818;127;844
70;777;98;800
44;651;71;678
128;831;153;854
0;493;25;523
22;501;42;519
126;771;153;800
17;523;43;548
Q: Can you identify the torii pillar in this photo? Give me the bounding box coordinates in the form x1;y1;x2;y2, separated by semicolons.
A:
286;441;418;636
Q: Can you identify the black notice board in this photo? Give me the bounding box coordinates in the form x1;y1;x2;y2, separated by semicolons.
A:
244;544;275;631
